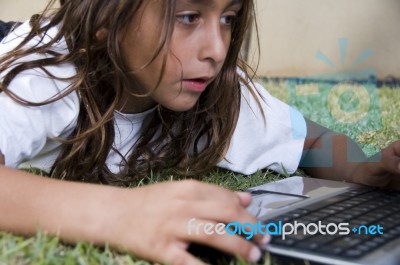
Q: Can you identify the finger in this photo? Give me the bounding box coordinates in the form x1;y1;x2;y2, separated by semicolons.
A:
184;219;263;263
184;200;269;245
381;154;400;175
235;192;252;207
389;141;400;157
379;141;400;172
163;244;208;265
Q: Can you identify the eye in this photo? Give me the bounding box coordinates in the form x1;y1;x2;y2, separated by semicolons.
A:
220;14;238;26
176;13;200;25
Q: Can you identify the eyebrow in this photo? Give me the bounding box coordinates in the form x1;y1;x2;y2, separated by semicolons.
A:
182;0;243;8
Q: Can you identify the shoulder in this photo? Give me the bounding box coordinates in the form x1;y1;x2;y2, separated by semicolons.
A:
0;20;79;167
236;68;282;109
238;78;291;123
239;79;306;140
218;76;307;175
0;19;68;55
0;64;79;168
0;19;76;104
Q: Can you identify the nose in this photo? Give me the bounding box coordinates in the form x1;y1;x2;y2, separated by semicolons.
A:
198;21;229;65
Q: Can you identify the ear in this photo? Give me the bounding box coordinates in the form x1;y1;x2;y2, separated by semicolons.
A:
95;28;109;41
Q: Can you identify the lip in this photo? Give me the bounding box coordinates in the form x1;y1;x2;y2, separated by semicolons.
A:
182;78;212;93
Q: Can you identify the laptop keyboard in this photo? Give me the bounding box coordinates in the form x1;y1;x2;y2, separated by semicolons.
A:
266;187;400;260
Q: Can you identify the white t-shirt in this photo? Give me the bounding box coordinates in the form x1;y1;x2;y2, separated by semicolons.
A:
0;21;306;175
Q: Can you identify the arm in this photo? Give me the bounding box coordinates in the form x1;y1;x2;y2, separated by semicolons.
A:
0;151;266;265
301;118;400;189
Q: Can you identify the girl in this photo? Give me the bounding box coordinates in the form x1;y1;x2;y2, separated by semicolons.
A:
0;0;399;264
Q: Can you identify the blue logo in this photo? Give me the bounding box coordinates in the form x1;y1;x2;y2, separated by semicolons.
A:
352;225;384;235
288;38;382;166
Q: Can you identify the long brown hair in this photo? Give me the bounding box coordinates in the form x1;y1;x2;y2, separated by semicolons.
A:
0;0;257;186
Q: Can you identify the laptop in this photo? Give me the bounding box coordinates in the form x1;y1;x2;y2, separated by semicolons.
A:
246;176;400;265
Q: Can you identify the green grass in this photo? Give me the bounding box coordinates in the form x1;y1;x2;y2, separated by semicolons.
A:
1;80;399;265
263;80;400;154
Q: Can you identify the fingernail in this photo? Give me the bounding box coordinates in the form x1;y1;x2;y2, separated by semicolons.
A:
236;191;251;199
249;246;262;262
236;192;252;204
262;234;271;244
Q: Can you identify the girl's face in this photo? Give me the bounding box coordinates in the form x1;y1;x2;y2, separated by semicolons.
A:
120;0;243;113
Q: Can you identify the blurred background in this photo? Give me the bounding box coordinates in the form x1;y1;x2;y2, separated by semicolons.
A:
1;0;400;80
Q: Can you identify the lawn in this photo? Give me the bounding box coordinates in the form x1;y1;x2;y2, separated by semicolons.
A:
1;80;399;265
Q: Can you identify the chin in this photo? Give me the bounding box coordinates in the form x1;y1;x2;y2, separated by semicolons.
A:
163;101;198;112
166;106;196;112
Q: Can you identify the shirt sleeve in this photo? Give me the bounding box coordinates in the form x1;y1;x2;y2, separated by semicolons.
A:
0;21;79;169
217;81;307;175
0;67;79;169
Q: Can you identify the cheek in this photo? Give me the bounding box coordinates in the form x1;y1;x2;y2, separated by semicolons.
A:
121;35;169;90
130;54;176;95
122;37;161;73
120;4;165;71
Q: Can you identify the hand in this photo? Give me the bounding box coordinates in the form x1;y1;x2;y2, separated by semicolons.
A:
96;180;269;265
349;141;400;190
